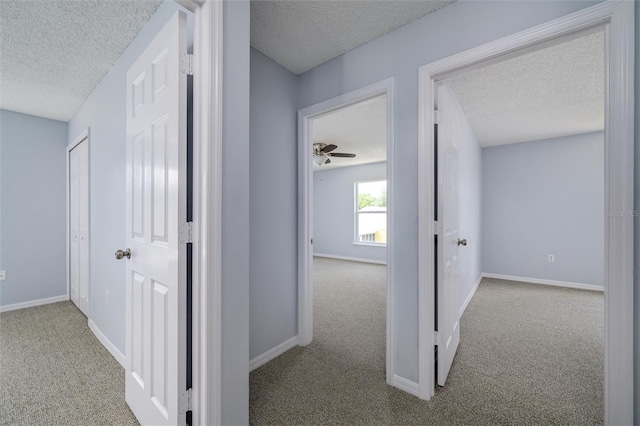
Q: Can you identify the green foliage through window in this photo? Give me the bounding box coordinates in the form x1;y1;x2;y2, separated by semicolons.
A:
358;189;386;210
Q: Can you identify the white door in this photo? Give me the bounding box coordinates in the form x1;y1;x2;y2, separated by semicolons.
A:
124;10;188;425
436;83;461;386
69;139;89;316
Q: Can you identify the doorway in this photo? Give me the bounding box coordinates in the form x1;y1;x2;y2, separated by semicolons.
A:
417;2;634;423
68;131;89;316
431;25;606;419
311;93;389;383
298;78;396;386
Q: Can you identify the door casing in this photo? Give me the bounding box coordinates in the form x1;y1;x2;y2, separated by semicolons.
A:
417;2;634;425
298;77;396;386
173;1;223;424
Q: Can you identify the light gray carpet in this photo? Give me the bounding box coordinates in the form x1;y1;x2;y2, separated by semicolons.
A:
249;258;604;425
0;301;138;426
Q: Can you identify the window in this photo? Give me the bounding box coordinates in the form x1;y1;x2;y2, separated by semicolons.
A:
355;180;387;245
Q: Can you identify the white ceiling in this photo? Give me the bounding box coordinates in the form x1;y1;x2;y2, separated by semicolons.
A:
251;0;455;75
2;0;452;121
313;94;387;171
1;0;604;151
448;31;604;147
0;0;163;122
311;31;604;171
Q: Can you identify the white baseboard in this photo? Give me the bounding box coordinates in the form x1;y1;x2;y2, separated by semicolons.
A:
88;319;126;368
0;295;68;313
313;253;386;265
482;273;604;292
393;375;419;397
459;274;483;318
250;336;298;372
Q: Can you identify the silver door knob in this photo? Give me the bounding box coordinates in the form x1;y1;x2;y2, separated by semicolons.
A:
458;239;467;246
115;248;131;260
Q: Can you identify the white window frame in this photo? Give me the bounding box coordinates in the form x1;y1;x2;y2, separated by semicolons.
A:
354;179;387;246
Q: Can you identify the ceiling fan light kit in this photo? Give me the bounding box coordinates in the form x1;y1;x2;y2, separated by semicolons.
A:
313;155;330;166
312;142;356;166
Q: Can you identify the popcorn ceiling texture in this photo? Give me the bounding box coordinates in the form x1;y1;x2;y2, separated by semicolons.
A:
313;94;387;170
449;31;604;147
251;0;455;75
0;0;163;121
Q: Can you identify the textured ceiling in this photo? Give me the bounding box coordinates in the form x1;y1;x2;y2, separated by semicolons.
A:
448;31;604;147
251;0;455;74
0;0;163;121
312;94;387;171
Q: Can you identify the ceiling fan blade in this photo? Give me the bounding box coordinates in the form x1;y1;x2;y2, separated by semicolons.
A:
328;152;356;158
321;144;338;153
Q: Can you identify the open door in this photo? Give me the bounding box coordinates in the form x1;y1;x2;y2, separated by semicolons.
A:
123;10;188;425
436;82;461;386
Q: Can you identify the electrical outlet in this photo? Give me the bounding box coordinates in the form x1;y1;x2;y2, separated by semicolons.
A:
548;254;555;263
0;270;5;281
106;290;110;305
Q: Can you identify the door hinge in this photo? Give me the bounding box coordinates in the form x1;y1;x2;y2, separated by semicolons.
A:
180;222;193;243
434;331;444;346
433;220;441;235
179;388;193;413
434;109;440;125
180;53;194;75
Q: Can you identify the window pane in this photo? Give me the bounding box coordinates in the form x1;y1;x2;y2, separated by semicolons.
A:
357;212;387;244
357;181;386;211
356;180;387;245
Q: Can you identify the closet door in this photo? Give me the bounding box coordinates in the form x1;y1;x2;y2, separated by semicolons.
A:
69;145;80;308
69;139;89;316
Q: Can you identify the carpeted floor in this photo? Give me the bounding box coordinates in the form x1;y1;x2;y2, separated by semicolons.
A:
0;301;138;426
249;257;604;425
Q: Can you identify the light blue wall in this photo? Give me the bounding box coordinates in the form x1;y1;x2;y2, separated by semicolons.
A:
297;0;600;382
454;94;483;312
0;110;68;306
68;0;184;356
249;49;298;360
221;1;250;423
313;162;387;263
482;132;604;287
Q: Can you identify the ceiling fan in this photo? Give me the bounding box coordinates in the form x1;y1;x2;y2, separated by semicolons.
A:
313;143;356;165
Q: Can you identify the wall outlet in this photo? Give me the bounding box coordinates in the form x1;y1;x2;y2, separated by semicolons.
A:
106;290;110;305
548;254;555;263
0;270;5;281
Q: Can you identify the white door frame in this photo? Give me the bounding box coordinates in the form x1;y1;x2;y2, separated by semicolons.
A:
167;1;223;424
298;77;396;385
67;129;90;316
417;1;634;424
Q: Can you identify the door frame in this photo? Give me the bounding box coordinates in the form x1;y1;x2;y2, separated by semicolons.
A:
417;1;634;424
173;1;223;425
298;77;396;385
67;129;90;316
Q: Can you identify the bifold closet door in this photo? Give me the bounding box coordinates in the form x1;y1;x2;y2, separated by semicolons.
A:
69;139;89;316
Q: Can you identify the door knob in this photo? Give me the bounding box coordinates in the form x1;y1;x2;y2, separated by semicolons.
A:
457;239;467;246
115;248;131;260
